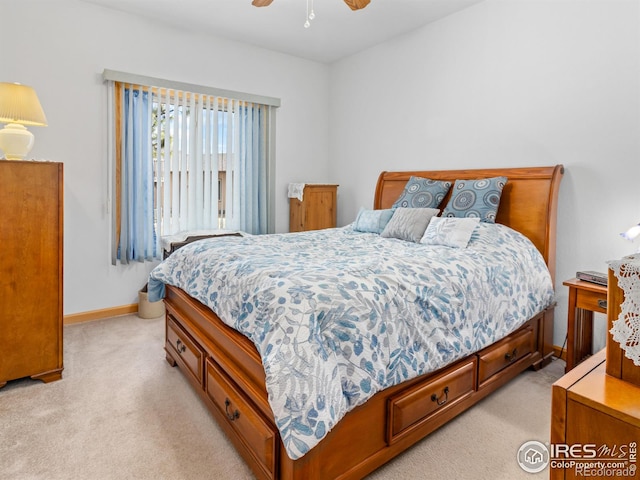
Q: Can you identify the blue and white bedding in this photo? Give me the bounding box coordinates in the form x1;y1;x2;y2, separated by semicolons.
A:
148;223;554;460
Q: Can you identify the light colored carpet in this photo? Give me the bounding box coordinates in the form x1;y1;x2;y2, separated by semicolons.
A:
0;314;564;480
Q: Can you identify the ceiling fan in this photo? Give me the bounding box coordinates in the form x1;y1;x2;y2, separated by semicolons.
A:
251;0;371;11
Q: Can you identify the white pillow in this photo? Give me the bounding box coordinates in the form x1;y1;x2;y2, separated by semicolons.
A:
420;217;480;248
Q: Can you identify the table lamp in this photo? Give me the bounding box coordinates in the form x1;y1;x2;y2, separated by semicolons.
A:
0;82;48;160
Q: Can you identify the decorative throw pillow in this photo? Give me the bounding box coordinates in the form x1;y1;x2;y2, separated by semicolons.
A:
441;176;507;223
353;208;394;234
392;176;452;209
420;217;480;248
380;207;440;243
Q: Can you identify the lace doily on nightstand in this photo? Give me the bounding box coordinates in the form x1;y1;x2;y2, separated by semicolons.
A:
608;254;640;366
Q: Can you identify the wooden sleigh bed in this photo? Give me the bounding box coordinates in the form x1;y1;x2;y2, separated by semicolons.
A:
162;165;564;480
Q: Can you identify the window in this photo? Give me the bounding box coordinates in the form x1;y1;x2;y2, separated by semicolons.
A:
104;70;279;264
149;92;230;232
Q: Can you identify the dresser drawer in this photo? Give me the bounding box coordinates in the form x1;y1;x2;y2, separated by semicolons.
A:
387;358;476;444
206;358;278;480
166;315;205;387
478;325;534;386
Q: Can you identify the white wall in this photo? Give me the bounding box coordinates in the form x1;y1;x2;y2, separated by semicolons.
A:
329;0;640;347
0;0;331;314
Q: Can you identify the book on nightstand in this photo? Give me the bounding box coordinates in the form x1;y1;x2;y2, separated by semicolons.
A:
576;270;608;286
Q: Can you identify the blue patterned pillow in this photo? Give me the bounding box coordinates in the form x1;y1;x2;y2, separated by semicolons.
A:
392;176;452;209
441;176;507;223
353;208;394;234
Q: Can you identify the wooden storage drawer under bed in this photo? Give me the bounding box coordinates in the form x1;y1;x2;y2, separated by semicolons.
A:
477;325;534;386
387;357;476;444
166;315;205;387
206;358;278;480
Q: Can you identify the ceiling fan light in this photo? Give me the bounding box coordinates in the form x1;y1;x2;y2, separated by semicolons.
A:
344;0;371;11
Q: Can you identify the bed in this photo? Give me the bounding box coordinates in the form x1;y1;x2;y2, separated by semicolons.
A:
149;165;564;480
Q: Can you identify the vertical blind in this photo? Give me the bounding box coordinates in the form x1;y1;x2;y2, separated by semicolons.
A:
155;88;225;234
104;71;279;264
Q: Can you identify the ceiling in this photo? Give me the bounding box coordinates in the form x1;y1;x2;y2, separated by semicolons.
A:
80;0;484;63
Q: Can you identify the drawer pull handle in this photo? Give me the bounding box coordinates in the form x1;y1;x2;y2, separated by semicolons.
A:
225;398;240;421
176;339;186;354
505;348;518;362
598;299;607;310
431;386;449;406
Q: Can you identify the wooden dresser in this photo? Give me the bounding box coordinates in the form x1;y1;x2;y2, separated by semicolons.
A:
551;268;640;479
289;184;338;232
0;161;64;387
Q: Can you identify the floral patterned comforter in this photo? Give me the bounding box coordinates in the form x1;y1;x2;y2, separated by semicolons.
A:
148;224;554;459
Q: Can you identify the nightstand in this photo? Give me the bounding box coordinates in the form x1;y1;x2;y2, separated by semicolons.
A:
289;184;338;232
562;278;607;373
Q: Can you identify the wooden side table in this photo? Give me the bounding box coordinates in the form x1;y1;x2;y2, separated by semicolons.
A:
289;184;338;232
562;278;607;373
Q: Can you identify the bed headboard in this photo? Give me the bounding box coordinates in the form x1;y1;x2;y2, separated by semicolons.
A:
374;165;564;282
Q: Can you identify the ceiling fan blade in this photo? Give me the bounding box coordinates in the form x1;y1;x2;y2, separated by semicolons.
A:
252;0;273;7
344;0;371;10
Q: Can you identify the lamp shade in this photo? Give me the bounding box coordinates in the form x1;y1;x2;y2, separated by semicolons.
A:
344;0;371;10
621;223;640;242
0;82;48;127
